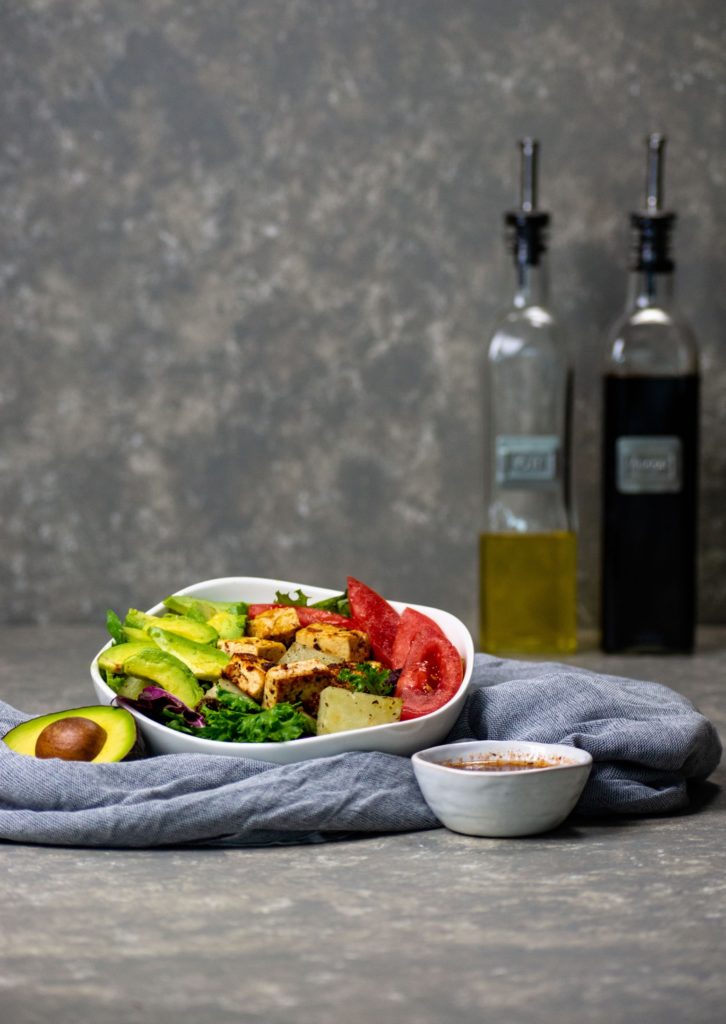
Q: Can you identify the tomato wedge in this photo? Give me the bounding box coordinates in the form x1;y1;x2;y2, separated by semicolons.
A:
391;607;446;669
246;604;353;628
347;577;400;667
395;630;463;721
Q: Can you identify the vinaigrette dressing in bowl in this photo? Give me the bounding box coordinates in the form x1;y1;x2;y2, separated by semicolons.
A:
412;739;592;837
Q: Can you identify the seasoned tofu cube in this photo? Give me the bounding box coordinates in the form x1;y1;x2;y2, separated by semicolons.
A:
222;653;272;703
247;607;299;645
263;659;347;715
218;637;286;664
279;641;343;666
295;622;370;663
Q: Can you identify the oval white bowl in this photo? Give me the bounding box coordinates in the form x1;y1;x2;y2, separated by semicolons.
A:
89;576;475;764
412;739;593;837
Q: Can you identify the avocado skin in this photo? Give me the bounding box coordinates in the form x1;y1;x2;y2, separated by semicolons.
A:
148;627;229;680
126;608;218;645
2;705;145;762
124;649;204;708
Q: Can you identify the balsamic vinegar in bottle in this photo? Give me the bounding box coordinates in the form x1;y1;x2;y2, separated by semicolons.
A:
601;134;699;653
479;139;577;655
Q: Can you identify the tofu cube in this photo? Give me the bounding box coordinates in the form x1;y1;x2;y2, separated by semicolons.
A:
247;607;299;645
295;622;370;663
222;653;272;703
218;637;286;664
263;659;346;715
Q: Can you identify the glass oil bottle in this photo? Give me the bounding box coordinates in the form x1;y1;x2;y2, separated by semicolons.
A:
479;139;577;655
601;134;699;652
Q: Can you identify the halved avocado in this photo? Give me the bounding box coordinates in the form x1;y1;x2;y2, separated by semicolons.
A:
124;648;204;708
97;640;157;675
125;608;218;645
2;705;144;762
147;626;230;681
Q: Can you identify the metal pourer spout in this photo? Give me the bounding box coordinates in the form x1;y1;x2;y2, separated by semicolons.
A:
519;137;539;212
630;132;675;275
645;133;667;213
505;138;549;268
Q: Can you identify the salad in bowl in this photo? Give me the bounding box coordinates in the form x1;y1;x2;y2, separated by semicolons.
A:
90;576;474;764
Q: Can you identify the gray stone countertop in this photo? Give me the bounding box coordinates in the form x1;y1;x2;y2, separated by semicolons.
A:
1;626;724;1024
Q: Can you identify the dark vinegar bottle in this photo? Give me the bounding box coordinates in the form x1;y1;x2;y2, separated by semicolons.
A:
602;135;699;653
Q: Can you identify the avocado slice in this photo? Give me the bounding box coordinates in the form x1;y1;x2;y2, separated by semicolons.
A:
97;641;158;675
122;625;150;643
116;676;153;700
2;705;144;762
123;649;204;708
163;595;248;621
125;608;218;645
147;626;230;681
205;611;247;640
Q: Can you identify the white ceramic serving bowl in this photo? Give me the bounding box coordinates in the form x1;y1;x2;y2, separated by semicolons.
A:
412;739;593;837
90;576;475;764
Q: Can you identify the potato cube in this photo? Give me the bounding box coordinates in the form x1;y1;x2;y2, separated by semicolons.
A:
316;687;403;735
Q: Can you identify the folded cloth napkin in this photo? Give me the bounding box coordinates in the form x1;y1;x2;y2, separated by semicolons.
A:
0;655;721;848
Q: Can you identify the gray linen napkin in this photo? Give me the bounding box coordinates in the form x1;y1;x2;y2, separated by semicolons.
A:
0;655;721;848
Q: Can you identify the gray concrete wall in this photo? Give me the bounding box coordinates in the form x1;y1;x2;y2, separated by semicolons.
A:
1;0;724;634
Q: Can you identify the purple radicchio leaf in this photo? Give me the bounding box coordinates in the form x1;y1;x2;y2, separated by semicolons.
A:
115;686;206;729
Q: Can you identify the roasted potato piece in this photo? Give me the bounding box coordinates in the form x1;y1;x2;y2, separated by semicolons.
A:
316;688;403;735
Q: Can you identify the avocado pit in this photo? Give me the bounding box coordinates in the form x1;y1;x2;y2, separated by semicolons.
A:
35;716;108;761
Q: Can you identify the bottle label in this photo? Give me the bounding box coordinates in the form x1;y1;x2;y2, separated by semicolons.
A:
616;436;682;494
495;436;560;489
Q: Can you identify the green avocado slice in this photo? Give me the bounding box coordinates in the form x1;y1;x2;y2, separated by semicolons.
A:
147;627;230;681
97;641;158;675
163;595;247;621
125;608;218;645
123;649;204;708
2;705;143;762
205;611;247;640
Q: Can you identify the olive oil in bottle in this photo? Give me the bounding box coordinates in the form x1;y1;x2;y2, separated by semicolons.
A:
479;139;577;655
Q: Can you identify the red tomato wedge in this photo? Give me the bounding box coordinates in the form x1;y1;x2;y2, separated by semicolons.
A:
395;628;464;721
247;604;353;628
347;577;400;667
391;607;447;669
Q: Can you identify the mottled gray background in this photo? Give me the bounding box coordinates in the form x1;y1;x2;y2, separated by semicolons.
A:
1;0;724;640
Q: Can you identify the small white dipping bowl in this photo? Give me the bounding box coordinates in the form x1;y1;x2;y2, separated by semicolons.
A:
412;740;593;838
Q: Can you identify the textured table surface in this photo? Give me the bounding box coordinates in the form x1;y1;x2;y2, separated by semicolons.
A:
1;626;724;1024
